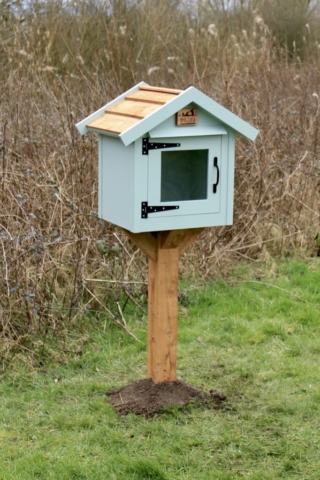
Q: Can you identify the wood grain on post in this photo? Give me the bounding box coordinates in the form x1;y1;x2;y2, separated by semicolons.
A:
148;235;179;382
121;228;203;383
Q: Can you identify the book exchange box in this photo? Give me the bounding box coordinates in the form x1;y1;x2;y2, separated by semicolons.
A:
76;82;258;233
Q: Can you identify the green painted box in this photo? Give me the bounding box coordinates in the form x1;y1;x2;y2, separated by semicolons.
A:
76;83;258;233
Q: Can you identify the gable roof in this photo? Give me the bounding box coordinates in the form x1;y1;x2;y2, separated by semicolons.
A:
76;82;259;145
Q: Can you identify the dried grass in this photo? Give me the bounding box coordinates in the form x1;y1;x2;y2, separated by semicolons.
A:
0;0;319;363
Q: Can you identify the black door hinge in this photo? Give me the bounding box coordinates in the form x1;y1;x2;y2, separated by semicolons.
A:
142;138;181;155
141;202;179;218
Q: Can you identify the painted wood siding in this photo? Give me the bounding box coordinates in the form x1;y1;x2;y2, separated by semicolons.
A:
99;136;135;231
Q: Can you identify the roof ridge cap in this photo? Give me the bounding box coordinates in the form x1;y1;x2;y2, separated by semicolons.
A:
139;85;183;95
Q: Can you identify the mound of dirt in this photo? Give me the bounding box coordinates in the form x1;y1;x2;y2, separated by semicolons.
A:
106;378;227;417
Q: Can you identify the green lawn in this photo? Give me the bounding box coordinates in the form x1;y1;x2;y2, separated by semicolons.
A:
1;259;320;479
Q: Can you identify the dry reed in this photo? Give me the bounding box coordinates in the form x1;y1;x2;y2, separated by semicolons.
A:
0;0;319;364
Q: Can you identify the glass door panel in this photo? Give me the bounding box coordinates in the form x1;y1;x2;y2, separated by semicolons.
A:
161;150;208;202
148;136;221;217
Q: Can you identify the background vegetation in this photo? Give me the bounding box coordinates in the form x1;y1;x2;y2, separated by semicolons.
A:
1;0;320;362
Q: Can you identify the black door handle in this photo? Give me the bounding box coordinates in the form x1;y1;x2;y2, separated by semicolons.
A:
213;157;220;194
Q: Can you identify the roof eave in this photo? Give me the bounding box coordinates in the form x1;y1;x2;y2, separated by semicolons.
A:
119;86;258;146
75;81;150;135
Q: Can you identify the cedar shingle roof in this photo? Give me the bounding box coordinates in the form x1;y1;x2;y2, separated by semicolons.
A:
76;82;259;143
86;86;182;135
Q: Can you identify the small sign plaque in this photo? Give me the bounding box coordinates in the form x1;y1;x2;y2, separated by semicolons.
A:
176;108;198;126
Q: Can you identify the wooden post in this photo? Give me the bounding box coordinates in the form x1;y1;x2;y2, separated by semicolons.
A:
148;234;179;382
122;228;204;383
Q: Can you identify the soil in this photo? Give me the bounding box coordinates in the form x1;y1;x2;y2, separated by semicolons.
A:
106;378;227;417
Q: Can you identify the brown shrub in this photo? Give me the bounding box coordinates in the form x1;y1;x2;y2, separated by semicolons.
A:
0;0;319;363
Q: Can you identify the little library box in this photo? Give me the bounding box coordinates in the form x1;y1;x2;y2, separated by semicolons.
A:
76;83;259;384
76;82;258;233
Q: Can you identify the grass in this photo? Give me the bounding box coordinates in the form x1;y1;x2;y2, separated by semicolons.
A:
1;258;320;479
